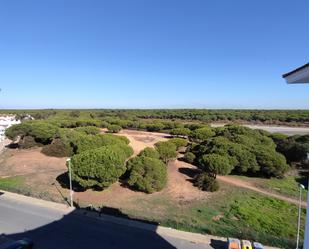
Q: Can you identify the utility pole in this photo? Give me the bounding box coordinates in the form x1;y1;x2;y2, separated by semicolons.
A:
296;183;305;249
66;158;74;208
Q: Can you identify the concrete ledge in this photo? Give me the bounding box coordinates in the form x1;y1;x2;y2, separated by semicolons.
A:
0;190;281;249
77;209;280;249
0;190;74;214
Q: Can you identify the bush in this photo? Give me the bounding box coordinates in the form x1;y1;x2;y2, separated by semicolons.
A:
194;173;219;192
138;147;160;159
145;123;165;132
5;123;31;140
169;138;188;150
189;127;215;142
70;146;128;189
27;122;59;144
275;137;308;163
41;138;73;157
155;141;178;163
198;153;233;178
255;147;289;178
18;136;40;149
109;143;134;159
183;152;196;164
5;121;58;144
71;133;129;154
69;110;80;118
107;124;122;133
75;126;100;135
170;128;191;137
184;123;205;131
127;156;167;193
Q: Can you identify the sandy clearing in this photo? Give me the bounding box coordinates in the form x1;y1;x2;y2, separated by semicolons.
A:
167;159;210;201
0;147;67;177
101;129;169;155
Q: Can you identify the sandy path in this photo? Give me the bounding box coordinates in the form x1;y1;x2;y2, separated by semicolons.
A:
0;139;11;153
217;175;307;207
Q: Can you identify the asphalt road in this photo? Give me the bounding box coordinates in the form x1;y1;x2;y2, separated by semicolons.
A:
0;193;217;249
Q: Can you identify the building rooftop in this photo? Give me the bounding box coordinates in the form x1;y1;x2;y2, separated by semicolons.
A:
282;62;309;83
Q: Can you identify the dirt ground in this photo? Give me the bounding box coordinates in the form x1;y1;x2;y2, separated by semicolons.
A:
0;129;208;207
0;128;303;208
101;128;169;155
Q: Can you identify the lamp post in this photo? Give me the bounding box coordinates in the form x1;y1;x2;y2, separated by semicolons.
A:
66;158;74;208
296;183;305;249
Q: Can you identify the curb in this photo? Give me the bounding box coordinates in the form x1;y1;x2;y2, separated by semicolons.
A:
0;189;74;213
76;209;280;249
0;190;280;249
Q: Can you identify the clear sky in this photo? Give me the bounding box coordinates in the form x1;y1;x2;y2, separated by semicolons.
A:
0;0;308;109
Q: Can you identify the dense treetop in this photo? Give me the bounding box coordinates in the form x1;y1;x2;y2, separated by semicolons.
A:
1;109;309;124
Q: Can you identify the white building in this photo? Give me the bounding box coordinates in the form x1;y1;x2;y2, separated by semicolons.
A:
0;115;21;141
283;62;309;249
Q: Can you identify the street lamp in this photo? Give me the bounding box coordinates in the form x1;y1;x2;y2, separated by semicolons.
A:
296;183;305;249
66;158;74;208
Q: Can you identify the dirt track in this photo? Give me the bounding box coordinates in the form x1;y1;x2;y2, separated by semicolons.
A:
217;175;307;207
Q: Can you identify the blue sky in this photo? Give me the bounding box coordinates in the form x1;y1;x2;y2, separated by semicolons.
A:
0;0;308;109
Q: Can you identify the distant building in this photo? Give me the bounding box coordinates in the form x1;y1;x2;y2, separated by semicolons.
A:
283;63;308;249
0;115;21;141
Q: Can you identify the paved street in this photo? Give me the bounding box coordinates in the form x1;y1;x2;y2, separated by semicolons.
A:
0;192;219;249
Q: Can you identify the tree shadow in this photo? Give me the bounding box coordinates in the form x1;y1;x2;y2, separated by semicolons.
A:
55;172;85;192
178;167;200;178
5;143;18;149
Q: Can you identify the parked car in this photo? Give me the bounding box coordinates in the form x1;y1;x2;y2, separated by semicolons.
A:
241;240;252;249
227;238;241;249
3;238;33;249
253;242;264;249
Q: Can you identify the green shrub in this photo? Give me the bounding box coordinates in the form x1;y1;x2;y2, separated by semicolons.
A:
275;137;308;163
18;136;40;149
183;152;196;164
145;123;165;132
109;143;134;159
198;153;233;178
170;128;191;137
70;146;128;189
28;122;59;144
41;138;73;157
138;147;160;159
189;127;215;142
107;124;122;133
5;121;58;144
169;138;188;150
184;123;205;131
72;133;129;154
75;126;100;135
5;123;31;140
194;173;219;192
155;141;178;163
255;147;289;178
127;156;167;193
69;110;81;118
